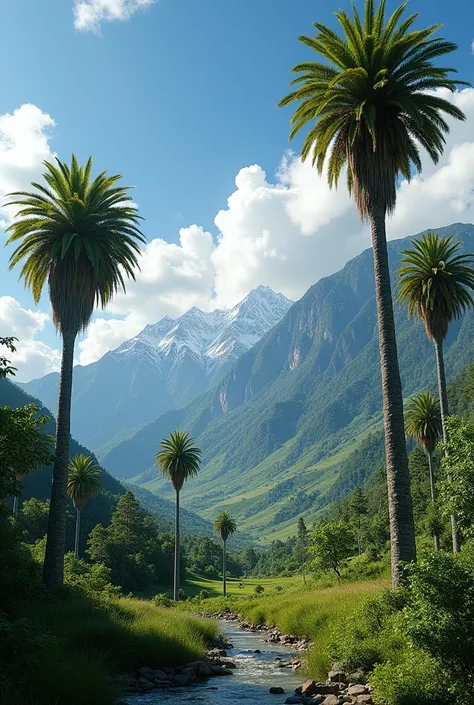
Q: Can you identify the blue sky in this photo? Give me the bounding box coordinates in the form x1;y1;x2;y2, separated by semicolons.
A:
1;0;473;380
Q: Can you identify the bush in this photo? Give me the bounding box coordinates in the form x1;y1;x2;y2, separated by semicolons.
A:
64;553;121;599
370;651;449;705
153;592;172;607
254;584;265;596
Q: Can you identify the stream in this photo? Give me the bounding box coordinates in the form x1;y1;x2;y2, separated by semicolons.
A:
127;620;303;704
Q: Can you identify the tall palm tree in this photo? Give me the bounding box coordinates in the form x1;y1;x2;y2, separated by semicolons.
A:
6;156;144;588
398;232;474;551
405;392;442;550
156;431;201;601
214;511;237;597
67;454;102;558
279;0;468;584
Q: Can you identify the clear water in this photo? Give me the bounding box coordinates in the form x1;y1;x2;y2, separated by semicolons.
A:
127;620;303;704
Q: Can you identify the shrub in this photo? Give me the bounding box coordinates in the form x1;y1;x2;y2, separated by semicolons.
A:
254;584;265;596
153;592;172;607
370;651;449;705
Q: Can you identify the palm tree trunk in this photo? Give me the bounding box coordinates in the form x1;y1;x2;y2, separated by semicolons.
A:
427;452;440;552
222;540;227;597
370;206;416;586
74;508;81;559
12;495;19;525
434;340;460;553
174;489;180;601
43;329;76;588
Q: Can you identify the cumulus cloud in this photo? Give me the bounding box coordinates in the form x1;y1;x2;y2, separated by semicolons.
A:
0;297;61;382
74;0;157;32
0;104;55;225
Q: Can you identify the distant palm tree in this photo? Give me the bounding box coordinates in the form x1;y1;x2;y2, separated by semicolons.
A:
406;392;442;550
398;232;474;551
67;454;102;558
279;0;468;585
6;155;144;588
214;511;237;597
156;431;201;601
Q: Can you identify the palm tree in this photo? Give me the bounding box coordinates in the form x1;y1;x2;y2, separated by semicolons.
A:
214;511;237;597
156;431;201;601
67;454;102;558
405;392;442;550
6;156;144;588
398;232;474;551
279;0;467;585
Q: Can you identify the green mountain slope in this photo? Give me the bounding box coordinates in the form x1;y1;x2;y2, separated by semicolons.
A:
101;223;474;541
0;379;215;541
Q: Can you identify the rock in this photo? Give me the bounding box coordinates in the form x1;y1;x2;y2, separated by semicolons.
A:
301;680;318;696
356;697;373;704
285;697;304;704
322;697;339;705
162;666;175;676
138;678;154;691
185;661;211;677
347;685;369;697
348;671;366;685
255;649;261;654
300;681;339;697
152;669;168;680
173;674;190;687
153;680;173;688
270;686;285;694
221;660;237;669
210;666;234;676
181;667;196;681
328;671;348;684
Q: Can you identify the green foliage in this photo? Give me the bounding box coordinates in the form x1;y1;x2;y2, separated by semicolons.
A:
279;1;466;219
254;584;265;596
6;155;144;333
87;490;174;592
63;553;121;599
156;430;201;492
214;510;237;543
370;651;448;705
0;336;18;379
309;521;356;577
405;392;442;455
398;233;474;343
438;416;474;538
295;517;309;571
19;497;50;541
68;454;102;510
251;537;298;577
153;592;173;607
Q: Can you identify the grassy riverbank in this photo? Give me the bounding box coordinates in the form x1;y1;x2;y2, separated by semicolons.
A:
6;590;219;705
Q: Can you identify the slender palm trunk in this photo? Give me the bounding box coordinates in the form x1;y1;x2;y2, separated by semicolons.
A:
222;539;227;597
174;489;180;601
370;207;416;586
74;508;81;559
12;495;19;525
427;452;440;552
302;561;306;584
435;340;460;553
43;329;76;588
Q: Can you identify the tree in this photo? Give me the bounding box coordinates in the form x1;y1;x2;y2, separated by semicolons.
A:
0;404;53;522
295;517;309;582
398;232;474;552
6;156;144;588
155;431;201;600
309;521;355;578
438;416;474;540
67;454;102;558
279;0;467;585
214;511;237;597
405;392;442;550
0;336;18;379
349;485;367;555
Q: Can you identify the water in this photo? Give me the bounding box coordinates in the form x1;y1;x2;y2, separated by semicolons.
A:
127;620;303;704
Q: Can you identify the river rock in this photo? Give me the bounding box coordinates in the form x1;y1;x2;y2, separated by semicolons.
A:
185;661;211;677
173;674;190;687
347;685;369;697
138;678;154;691
152;669;168;680
322;696;339;705
328;670;348;684
162;666;175;676
300;681;339;697
285;697;304;704
181;667;196;681
270;686;285;694
221;660;237;669
356;696;373;704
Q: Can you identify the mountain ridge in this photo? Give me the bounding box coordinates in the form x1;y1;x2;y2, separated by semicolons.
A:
99;223;474;540
21;285;292;452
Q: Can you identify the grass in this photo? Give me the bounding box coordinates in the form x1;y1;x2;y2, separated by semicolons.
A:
184;571;303;597
9;589;220;705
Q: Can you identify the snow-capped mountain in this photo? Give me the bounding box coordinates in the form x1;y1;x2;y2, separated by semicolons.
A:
21;286;292;453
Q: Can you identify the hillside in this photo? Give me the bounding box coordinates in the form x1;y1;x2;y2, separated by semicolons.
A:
100;223;474;541
21;286;292;452
0;379;216;542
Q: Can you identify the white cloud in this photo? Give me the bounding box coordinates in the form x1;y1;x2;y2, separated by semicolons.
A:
3;90;474;375
0;297;60;382
0;104;55;225
74;0;157;32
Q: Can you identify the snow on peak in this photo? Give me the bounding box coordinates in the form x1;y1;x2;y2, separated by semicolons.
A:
111;287;293;375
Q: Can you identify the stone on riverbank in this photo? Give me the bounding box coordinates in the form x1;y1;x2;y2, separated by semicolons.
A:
270;686;285;694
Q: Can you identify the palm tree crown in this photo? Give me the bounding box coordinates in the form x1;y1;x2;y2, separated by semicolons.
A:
6;155;145;334
214;511;237;543
406;391;442;455
156;431;201;492
397;232;474;343
279;0;468;218
67;454;102;511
